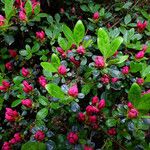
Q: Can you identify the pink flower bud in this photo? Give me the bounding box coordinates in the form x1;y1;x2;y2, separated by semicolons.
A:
142;89;150;95
14;133;22;142
127;102;134;109
58;65;67;75
77;112;85;122
128;108;138;119
142;44;148;52
70;56;80;67
94;56;105;68
92;96;99;105
137;21;147;32
98;99;105;110
0;86;7;91
93;12;99;20
101;74;110;84
68;84;78;97
88;115;97;123
22;80;33;93
135;50;144;59
9;49;17;58
34;130;45;141
2;80;10;89
36;31;45;41
38;76;47;87
84;145;94;150
76;46;85;55
22;99;32;108
5;62;13;71
19;11;27;21
5;108;19;122
86;105;99;115
67;132;78;144
136;78;144;85
107;128;117;136
0;14;5;26
9;138;17;144
121;66;129;75
111;77;118;83
2;142;11;150
56;47;64;54
21;67;29;77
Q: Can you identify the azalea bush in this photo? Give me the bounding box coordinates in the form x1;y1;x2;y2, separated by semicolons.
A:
0;0;150;150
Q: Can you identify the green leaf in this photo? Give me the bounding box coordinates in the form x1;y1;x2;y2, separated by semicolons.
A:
13;76;24;85
32;43;40;53
51;53;60;68
83;39;93;48
59;97;74;104
106;37;123;58
11;100;21;107
58;37;68;51
106;119;117;127
130;62;143;73
41;62;57;73
62;24;75;44
0;96;4;110
122;132;131;140
128;83;141;106
73;20;85;45
81;84;93;95
50;102;60;109
46;83;65;99
25;0;32;17
36;108;48;120
4;35;14;45
21;142;46;150
142;65;150;77
19;50;28;56
34;3;40;15
124;14;131;25
97;28;110;58
38;96;49;106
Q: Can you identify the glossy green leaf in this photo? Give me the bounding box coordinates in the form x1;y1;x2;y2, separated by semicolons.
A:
11;100;21;107
51;53;60;68
25;0;32;17
21;142;46;150
36;108;48;120
41;62;57;72
58;37;68;51
38;96;49;106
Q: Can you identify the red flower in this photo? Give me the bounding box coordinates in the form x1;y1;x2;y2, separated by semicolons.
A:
22;80;33;93
9;49;17;58
94;56;105;68
127;102;133;109
34;130;45;141
84;145;94;150
70;56;80;67
78;112;85;122
58;65;67;75
21;67;29;77
93;12;99;20
88;115;97;123
38;76;47;87
86;105;99;115
68;84;78;97
136;78;144;85
5;108;19;122
67;132;78;144
92;96;99;105
5;62;13;71
107;128;117;136
36;31;45;41
128;108;138;119
135;51;144;59
76;46;85;55
98;99;105;110
121;66;129;75
19;11;27;21
137;21;147;32
2;142;11;150
22;99;32;108
14;133;22;142
0;14;5;26
111;77;118;83
101;74;110;84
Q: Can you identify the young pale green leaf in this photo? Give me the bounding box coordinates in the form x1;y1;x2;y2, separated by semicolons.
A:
36;108;48;120
41;62;57;73
130;62;143;73
38;96;49;106
128;83;141;105
25;0;32;17
11;100;21;107
124;14;131;25
46;84;65;99
51;53;60;68
58;37;68;51
83;39;93;48
73;20;85;45
21;142;46;150
106;119;117;127
62;24;75;44
142;65;150;77
34;4;40;15
97;28;110;58
106;37;123;59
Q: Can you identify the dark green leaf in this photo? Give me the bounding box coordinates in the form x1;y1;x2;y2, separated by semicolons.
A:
11;100;21;107
36;108;48;120
21;142;46;150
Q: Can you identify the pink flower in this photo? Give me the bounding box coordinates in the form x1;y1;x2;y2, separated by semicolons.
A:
135;50;144;59
5;62;13;71
58;65;67;75
93;12;99;20
121;66;129;75
34;130;45;141
142;89;150;95
21;99;32;108
5;108;19;122
56;47;64;54
21;67;29;77
67;132;78;144
9;49;17;58
2;80;10;89
127;102;133;109
2;142;11;150
60;8;65;14
92;96;99;105
68;84;78;97
137;21;147;32
70;56;80;67
19;11;27;21
136;78;144;85
88;115;97;123
0;86;7;91
98;99;105;110
128;108;138;119
38;76;47;87
14;133;22;142
107;128;117;136
22;80;33;93
94;56;105;68
111;77;118;83
142;44;148;52
86;105;99;115
77;112;85;122
36;31;45;41
101;74;110;84
76;46;85;55
84;145;94;150
0;14;5;26
9;138;17;144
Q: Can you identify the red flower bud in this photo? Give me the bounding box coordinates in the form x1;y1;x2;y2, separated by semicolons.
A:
101;74;110;84
127;102;134;109
86;105;99;115
92;96;99;105
68;84;78;97
5;62;13;71
22;99;32;108
88;115;97;123
67;132;78;144
36;31;45;41
111;77;118;83
34;130;45;141
70;56;80;67
136;78;144;85
9;49;17;57
21;67;29;77
98;99;105;110
76;46;85;55
2;142;11;150
0;14;5;26
93;12;99;20
135;50;144;59
94;56;105;68
84;145;94;150
77;112;85;122
107;128;117;136
121;66;129;75
58;65;67;75
22;80;33;93
19;11;27;21
38;76;47;87
5;108;19;122
128;108;138;119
